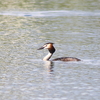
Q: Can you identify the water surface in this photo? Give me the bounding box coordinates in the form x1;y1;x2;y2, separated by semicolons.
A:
0;0;100;100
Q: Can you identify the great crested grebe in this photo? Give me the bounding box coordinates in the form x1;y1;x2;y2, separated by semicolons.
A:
38;42;81;61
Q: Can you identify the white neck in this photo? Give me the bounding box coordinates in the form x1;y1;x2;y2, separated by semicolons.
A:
43;53;53;61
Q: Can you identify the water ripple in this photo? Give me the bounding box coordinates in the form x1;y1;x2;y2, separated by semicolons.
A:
0;10;100;17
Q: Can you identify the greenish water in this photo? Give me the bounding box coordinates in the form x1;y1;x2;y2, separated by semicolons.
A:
0;0;100;11
0;0;100;100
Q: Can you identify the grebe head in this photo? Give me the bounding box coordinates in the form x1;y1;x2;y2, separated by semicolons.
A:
38;42;55;53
